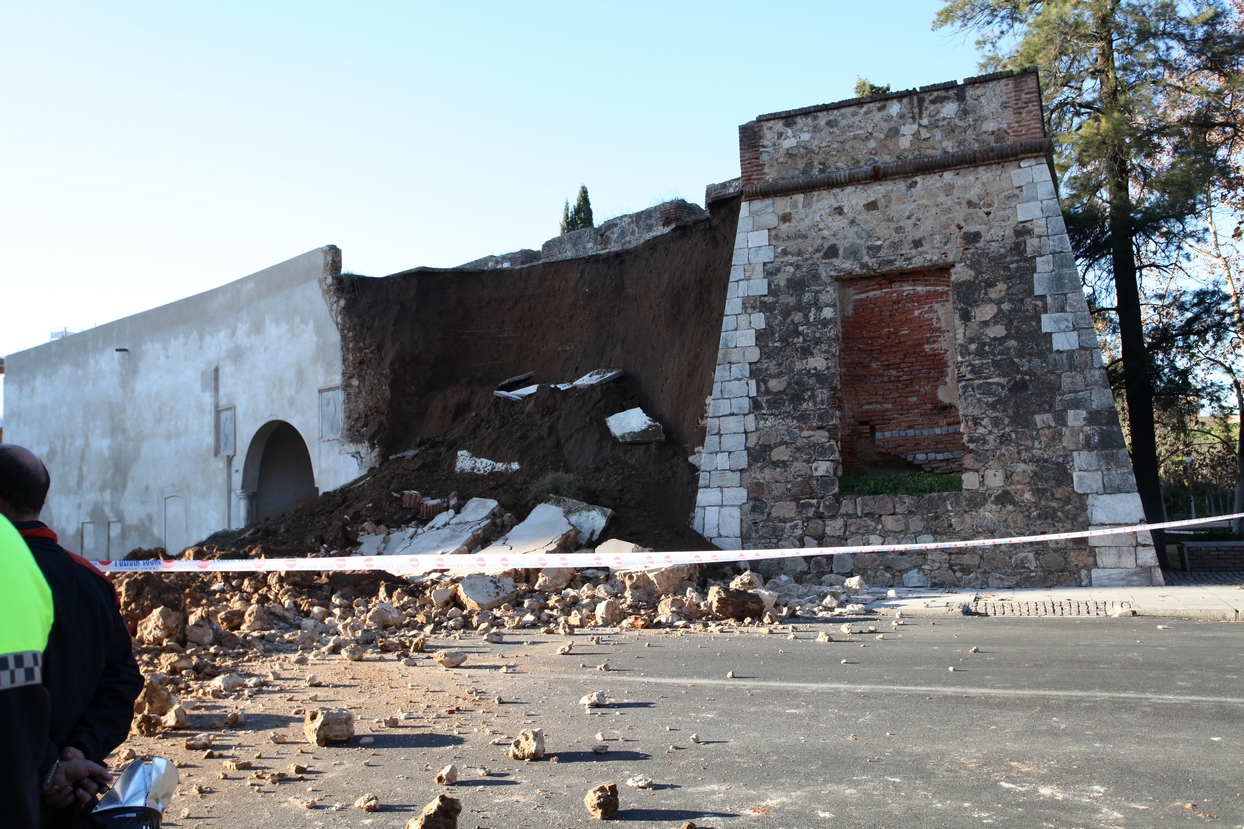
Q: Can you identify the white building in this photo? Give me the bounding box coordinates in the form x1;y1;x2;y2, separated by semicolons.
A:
4;246;365;558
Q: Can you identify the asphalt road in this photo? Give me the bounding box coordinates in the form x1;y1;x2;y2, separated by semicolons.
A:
150;616;1244;829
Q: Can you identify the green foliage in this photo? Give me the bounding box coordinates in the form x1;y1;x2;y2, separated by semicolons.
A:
934;0;1244;529
853;76;891;97
560;185;595;234
528;471;577;504
839;472;963;496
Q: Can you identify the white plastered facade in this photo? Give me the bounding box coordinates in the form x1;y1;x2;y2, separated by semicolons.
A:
4;246;366;557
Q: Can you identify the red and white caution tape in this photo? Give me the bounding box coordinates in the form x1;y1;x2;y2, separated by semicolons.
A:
92;513;1241;574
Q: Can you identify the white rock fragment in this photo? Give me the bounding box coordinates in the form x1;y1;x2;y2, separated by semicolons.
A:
625;775;654;789
435;764;458;786
605;407;665;444
455;450;520;474
508;729;545;761
433;651;467;668
580;691;607;708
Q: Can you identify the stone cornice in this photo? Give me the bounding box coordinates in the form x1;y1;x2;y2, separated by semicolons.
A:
741;138;1054;201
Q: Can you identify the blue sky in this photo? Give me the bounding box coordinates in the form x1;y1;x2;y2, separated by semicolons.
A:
0;1;982;412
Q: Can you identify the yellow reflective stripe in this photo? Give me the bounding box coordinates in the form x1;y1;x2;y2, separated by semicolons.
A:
0;517;53;654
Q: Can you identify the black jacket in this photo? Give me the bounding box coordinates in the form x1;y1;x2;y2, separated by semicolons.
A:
16;522;142;774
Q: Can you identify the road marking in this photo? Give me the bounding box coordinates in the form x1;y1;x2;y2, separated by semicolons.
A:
594;673;1244;706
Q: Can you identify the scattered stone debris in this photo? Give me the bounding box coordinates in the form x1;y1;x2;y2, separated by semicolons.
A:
434;764;458;785
625;775;654;789
304;708;355;746
407;794;461;829
433;650;468;668
508;728;545;761
585;783;620;819
354;793;380;812
579;691;607;708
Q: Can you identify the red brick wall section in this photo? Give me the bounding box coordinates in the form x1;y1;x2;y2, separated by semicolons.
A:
838;270;965;476
1181;543;1244;571
1005;71;1045;142
739;121;764;187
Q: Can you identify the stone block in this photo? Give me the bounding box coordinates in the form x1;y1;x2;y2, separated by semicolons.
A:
1017;201;1044;222
304;708;355;746
1052;331;1079;351
1041;313;1075;332
748;246;775;264
1091;568;1155;587
1073;471;1103;494
457;575;518;612
747;229;769;247
1087;493;1145;525
1094;547;1136;569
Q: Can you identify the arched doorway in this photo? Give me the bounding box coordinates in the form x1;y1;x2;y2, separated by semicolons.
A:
241;421;318;522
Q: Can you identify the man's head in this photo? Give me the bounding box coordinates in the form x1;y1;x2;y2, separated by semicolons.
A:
0;445;50;522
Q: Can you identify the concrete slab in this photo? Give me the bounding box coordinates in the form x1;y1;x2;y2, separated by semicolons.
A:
544;495;614;545
480;503;577;558
605;407;665;444
385;498;501;560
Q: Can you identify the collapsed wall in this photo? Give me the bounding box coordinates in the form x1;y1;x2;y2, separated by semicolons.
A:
332;199;740;530
694;69;1161;588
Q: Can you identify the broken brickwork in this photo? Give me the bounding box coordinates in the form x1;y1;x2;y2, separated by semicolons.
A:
695;69;1161;588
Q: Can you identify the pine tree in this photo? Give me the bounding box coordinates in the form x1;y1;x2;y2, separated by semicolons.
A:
935;0;1244;536
560;185;596;234
573;185;594;229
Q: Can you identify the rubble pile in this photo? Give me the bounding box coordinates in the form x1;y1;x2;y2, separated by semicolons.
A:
121;512;877;732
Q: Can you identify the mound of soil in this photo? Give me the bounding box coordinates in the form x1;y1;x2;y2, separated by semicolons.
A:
204;376;714;557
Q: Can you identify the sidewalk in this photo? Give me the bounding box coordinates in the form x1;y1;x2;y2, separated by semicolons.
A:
866;571;1244;621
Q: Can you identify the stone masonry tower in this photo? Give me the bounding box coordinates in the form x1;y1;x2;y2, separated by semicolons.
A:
694;69;1162;588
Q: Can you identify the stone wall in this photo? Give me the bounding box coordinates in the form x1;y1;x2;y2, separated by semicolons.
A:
694;69;1161;588
540;200;708;263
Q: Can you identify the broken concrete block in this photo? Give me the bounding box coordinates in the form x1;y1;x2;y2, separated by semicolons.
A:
479;503;577;559
534;567;576;592
455;450;520;474
365;602;404;628
407;794;461;829
134;678;176;717
184;623;214;647
594;538;649;556
457;575;517;612
210;673;245;694
552;368;625;391
544;496;615;545
433;650;467;668
579;691;607;708
707;586;765;620
241;605;272;633
585;783;619;819
160;703;189;729
730;571;765;591
136;607;184;645
594;599;624;626
386;498;502;561
303;708;355;746
356;532;390;556
606;407;665;444
508;728;545;761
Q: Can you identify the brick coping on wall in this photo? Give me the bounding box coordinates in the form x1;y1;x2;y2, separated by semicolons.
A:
754;67;1040;123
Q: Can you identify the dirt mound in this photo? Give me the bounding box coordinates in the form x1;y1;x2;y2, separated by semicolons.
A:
203;376;713;557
